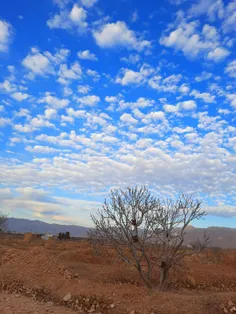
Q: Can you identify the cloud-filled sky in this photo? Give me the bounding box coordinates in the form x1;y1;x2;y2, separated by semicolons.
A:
0;0;235;228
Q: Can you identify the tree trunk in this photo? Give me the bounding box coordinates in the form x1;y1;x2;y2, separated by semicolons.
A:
159;263;169;291
136;264;152;289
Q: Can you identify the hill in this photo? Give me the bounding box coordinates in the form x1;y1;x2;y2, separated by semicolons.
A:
6;217;89;238
6;218;236;248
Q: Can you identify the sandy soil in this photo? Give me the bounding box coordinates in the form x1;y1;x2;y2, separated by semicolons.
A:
0;235;236;313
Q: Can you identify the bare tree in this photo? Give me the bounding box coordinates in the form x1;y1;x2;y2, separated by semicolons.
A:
91;186;160;288
91;187;209;291
0;212;7;233
153;195;209;290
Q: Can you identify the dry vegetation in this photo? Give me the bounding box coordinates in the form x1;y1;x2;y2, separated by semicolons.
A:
89;187;210;291
0;234;236;313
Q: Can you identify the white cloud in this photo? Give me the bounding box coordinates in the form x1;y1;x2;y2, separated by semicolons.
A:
58;62;82;84
47;4;88;31
29;117;54;129
78;85;91;94
207;47;230;62
188;0;236;34
0;80;16;93
52;0;71;9
116;64;154;86
45;108;58;120
173;126;194;133
121;54;140;64
118;97;155;111
179;84;190;94
163;104;178;113
179;100;197;110
136;138;152;149
87;69;100;81
66;108;86;118
163;100;197;114
105;96;119;103
1;0;235;225
0;20;13;52
81;0;97;8
39;94;69;109
218;109;231;115
160;19;229;62
222;1;236;33
120;113;138;124
11;92;30;102
191;90;216;103
69;4;87;28
22;48;68;78
76;95;100;106
22;50;53;76
188;0;224;21
144;111;165;121
26;145;59;154
14;114;55;133
226;94;236;109
78;50;98;61
93;21;150;51
195;71;213;82
149;74;182;93
0;117;11;127
225;60;236;78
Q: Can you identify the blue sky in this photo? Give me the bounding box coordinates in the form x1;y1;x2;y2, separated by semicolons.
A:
0;0;235;228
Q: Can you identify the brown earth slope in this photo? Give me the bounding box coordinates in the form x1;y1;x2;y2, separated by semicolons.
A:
0;236;236;313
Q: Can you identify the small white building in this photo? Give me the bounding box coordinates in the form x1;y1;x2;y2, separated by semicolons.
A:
41;233;53;240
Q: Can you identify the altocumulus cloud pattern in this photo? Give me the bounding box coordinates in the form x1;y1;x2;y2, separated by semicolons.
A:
0;0;235;227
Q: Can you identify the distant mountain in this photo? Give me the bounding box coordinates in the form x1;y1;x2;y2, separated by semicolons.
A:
6;218;90;237
5;218;236;248
184;226;236;249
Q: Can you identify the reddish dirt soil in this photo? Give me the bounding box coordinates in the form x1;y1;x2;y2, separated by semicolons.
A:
0;235;236;313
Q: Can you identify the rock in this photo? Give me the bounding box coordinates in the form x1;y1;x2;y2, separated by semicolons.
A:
186;275;196;288
230;306;236;313
130;311;135;314
110;304;115;309
63;293;72;302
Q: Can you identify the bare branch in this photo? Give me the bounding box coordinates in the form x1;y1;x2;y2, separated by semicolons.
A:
90;188;208;291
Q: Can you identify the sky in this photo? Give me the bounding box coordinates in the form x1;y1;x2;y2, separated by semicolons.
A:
0;0;235;228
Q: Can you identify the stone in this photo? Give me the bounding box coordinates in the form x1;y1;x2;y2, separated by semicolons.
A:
63;293;72;302
186;275;196;288
110;304;115;309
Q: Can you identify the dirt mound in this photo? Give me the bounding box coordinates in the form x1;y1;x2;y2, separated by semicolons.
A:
0;246;77;290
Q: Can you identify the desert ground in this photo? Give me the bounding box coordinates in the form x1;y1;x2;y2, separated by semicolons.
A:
0;234;236;314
